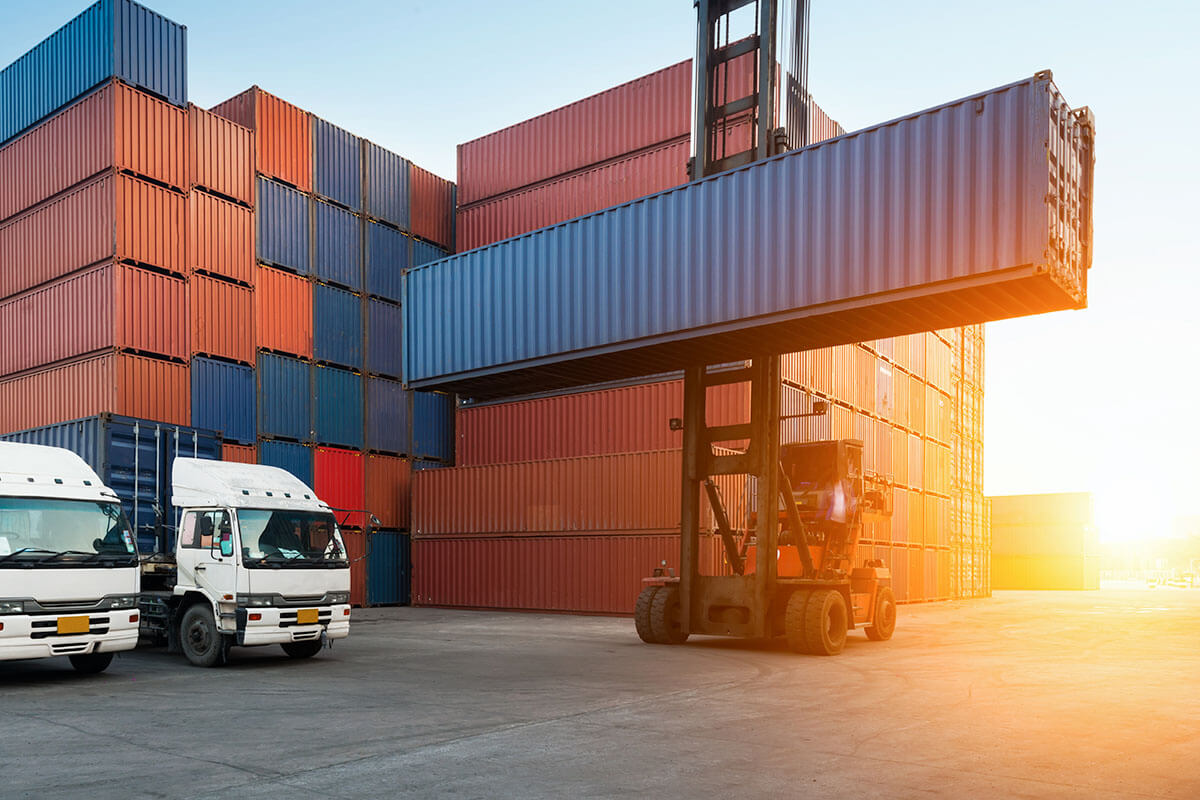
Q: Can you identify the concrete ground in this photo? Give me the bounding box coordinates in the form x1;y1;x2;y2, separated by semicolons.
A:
1;590;1197;799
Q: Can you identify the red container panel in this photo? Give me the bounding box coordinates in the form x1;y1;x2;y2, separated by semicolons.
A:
314;447;365;529
221;442;256;464
409;164;454;250
341;528;367;607
365;454;412;530
0;263;187;377
188;190;254;285
0;81;187;223
190;275;254;364
254;265;312;358
188;104;254;206
210;87;311;192
0;352;189;431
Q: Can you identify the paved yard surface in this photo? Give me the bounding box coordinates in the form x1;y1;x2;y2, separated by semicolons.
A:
2;590;1197;799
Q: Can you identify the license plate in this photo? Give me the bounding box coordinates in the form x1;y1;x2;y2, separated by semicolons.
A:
57;615;90;635
296;609;319;625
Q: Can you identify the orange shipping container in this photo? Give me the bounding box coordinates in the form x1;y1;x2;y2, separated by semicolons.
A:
0;352;189;431
0;81;187;223
190;275;254;364
188;104;254;207
254;265;312;359
409;164;454;251
210;87;311;192
221;442;257;464
365;454;412;529
188;190;254;285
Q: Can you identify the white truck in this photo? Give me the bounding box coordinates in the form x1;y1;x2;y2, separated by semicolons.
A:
139;458;352;667
0;442;140;674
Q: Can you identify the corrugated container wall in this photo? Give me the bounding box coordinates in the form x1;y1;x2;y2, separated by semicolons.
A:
259;439;313;487
363;141;409;231
188;104;253;206
312;117;362;211
190;357;254;444
313;200;363;290
364;299;402;379
189;274;253;364
254;265;312;359
364;455;411;529
188;190;254;284
365;376;409;455
314;447;364;528
221;442;256;464
313;366;363;449
411;391;453;463
364;222;408;302
367;531;411;605
313;283;363;370
256;177;309;274
210;87;311;192
408;164;455;251
257;353;311;442
411;238;448;268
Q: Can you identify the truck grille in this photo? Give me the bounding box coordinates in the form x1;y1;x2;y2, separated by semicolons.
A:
29;617;110;639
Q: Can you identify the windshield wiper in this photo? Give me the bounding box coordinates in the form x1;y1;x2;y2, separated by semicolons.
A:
37;550;102;564
0;547;56;564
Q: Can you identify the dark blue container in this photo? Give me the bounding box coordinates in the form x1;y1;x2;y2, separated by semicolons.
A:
367;530;411;606
412;458;448;472
256;353;311;441
412;238;449;268
313;365;364;449
258;439;314;488
0;0;187;146
365;376;409;455
411;391;454;462
0;414;221;554
313;283;363;369
312;116;362;211
365;221;409;301
191;357;255;445
257;177;310;274
365;298;402;379
363;141;409;232
313;199;362;291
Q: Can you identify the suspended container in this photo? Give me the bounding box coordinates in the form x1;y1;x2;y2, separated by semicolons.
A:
190;357;254;444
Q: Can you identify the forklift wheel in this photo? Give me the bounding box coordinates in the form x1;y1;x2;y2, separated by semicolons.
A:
634;586;660;644
784;590;813;653
804;589;848;656
650;586;689;645
864;587;897;641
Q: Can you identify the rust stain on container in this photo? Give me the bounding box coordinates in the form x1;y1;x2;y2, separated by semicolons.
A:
190;274;254;365
254;265;312;359
188;104;254;206
188;190;254;284
210;87;311;192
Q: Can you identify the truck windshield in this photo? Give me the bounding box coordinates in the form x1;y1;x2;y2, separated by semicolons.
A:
238;510;348;568
0;498;137;567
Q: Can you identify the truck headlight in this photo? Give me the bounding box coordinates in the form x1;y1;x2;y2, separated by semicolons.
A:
236;594;277;607
103;596;137;610
326;592;350;605
0;600;25;614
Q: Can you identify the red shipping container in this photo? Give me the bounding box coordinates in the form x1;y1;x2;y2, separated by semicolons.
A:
188;190;254;285
189;274;254;364
314;447;365;529
341;528;367;607
254;265;312;358
365;454;412;530
0;81;187;223
409;164;455;251
0;173;186;299
0;263;188;377
0;352;189;432
221;442;257;464
188;104;254;207
210;87;311;192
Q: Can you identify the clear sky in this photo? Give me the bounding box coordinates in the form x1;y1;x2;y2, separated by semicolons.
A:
3;1;1197;543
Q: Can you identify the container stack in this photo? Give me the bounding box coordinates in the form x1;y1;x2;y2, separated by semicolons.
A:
988;492;1097;590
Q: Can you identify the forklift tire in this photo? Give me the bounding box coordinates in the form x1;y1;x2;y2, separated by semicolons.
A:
784;590;813;653
864;587;897;642
281;640;324;659
650;586;689;645
634;586;660;644
180;604;227;668
68;652;114;674
804;589;848;656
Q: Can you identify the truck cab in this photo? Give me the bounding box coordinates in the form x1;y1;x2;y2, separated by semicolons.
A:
0;442;140;673
140;458;351;667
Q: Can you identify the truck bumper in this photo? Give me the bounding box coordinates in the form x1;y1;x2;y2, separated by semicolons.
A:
0;612;140;662
238;604;351;647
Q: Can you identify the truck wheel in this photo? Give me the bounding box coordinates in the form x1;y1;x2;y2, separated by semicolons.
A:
68;652;114;674
864;587;897;641
180;604;226;668
784;590;812;653
634;586;660;643
804;589;848;656
281;640;324;659
650;586;688;645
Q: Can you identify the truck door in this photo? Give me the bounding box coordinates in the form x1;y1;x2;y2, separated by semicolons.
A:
177;509;238;602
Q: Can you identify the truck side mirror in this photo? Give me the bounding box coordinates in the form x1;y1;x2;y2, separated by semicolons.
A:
218;530;234;559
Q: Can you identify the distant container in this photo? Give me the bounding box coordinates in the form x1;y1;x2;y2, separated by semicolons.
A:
210;86;311;192
256;177;309;274
189;274;253;364
0;263;187;377
364;298;402;379
364;221;408;301
362;141;409;231
188;104;253;206
188;189;253;285
221;442;256;464
0;414;221;555
312;283;363;369
367;530;411;606
190;357;254;444
258;439;313;487
410;391;454;463
365;376;408;455
0;173;186;299
254;264;312;359
314;446;364;529
989;492;1098;590
312;200;362;291
257;352;311;442
0;0;187;146
312;116;362;211
409;164;455;251
411;238;448;268
364;454;411;529
313;365;363;449
0;81;187;223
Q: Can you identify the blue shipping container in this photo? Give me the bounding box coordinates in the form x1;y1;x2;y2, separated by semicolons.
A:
192;357;256;444
412;459;448;472
363;141;409;232
312;116;363;211
313;365;364;449
365;298;402;379
367;530;411;606
257;353;311;441
0;0;187;146
0;414;221;554
365;376;409;455
411;391;454;462
313;199;362;290
412;238;449;268
258;440;314;488
313;283;363;369
365;221;409;301
257;177;310;273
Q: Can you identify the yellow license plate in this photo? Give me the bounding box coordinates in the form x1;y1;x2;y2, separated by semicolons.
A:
57;615;90;635
296;609;319;625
